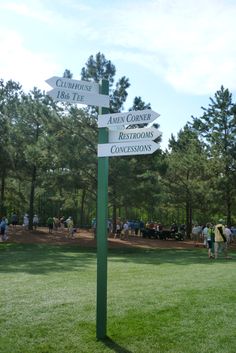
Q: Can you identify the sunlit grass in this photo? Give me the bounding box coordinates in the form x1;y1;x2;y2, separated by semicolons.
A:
0;244;235;353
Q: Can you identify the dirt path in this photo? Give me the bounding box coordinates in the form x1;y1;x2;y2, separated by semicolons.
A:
4;225;204;250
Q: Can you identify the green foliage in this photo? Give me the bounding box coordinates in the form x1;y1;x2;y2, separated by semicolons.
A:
63;69;73;79
130;96;151;111
1;59;236;228
110;76;130;113
162;126;210;233
81;52;116;86
191;86;236;225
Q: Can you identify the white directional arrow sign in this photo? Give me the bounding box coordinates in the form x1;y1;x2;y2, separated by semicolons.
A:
98;141;159;157
47;87;109;107
46;76;99;94
109;127;161;143
98;109;160;128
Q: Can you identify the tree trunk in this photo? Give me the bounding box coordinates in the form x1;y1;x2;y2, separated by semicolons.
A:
112;203;117;234
226;185;232;227
29;165;37;230
186;197;192;239
189;204;192;237
28;122;40;230
80;189;86;227
0;169;6;215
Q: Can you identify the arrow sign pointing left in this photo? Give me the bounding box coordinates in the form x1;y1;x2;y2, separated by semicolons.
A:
47;88;109;107
46;76;99;94
98;141;160;157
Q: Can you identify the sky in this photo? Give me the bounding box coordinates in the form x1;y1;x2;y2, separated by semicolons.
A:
1;0;236;150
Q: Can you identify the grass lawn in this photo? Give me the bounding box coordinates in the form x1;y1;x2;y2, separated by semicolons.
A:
0;243;236;353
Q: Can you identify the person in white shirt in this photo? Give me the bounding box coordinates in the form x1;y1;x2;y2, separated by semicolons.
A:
122;221;129;240
202;224;209;247
23;214;29;229
33;214;39;230
192;224;201;247
224;225;232;244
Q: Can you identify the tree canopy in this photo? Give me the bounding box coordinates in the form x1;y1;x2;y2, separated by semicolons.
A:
0;56;236;231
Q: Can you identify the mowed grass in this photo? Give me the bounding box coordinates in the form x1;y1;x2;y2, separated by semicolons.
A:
0;244;236;353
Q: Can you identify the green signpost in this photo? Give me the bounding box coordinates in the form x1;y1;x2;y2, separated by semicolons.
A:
46;75;160;340
96;79;109;339
46;76;110;339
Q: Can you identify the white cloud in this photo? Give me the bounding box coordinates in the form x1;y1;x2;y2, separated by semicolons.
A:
1;0;236;95
89;0;236;95
0;28;61;92
0;1;55;25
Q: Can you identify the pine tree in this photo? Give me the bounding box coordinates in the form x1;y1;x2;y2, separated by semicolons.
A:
192;86;236;225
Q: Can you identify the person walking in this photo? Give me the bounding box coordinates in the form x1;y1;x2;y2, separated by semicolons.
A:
214;219;231;259
60;216;65;232
206;223;215;259
0;217;8;241
224;225;232;244
202;224;209;247
47;216;54;234
114;221;121;239
192;224;201;247
91;218;96;238
66;217;74;238
11;213;18;228
122;220;129;240
210;223;215;256
23;214;29;230
53;216;60;232
33;214;39;230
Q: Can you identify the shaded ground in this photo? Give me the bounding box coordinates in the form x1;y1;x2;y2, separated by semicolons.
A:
4;225;209;250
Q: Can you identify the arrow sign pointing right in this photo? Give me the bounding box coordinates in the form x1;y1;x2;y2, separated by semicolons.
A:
98;140;160;157
98;109;160;128
109;127;162;143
